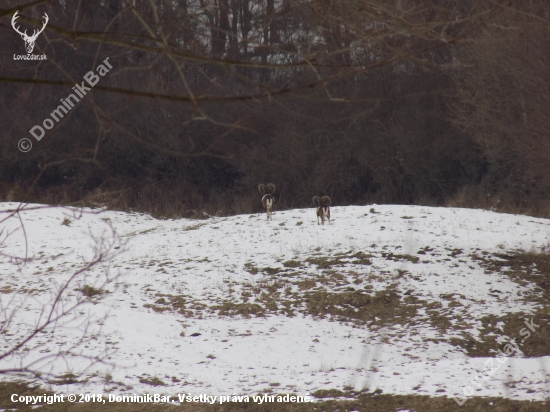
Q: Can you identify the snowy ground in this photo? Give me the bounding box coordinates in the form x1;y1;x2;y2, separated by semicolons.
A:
0;202;549;403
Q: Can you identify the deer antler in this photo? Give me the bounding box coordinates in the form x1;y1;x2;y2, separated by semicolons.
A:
12;11;48;40
28;13;48;41
11;11;27;38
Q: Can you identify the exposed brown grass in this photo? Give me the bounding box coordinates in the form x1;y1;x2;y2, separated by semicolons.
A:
210;302;266;317
449;251;550;357
304;288;417;327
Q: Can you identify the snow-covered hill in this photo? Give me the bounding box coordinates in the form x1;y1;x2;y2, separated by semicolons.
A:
0;202;549;403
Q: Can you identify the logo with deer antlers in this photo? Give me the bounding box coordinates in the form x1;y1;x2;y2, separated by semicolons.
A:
12;11;49;54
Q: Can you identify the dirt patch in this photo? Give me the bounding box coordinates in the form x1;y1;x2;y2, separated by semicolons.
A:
456;310;550;357
210;302;266;317
306;251;372;269
144;294;190;315
450;251;550;356
302;287;417;327
473;251;550;303
138;376;166;386
380;252;419;264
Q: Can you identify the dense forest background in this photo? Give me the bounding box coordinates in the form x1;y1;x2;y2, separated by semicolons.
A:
1;0;549;218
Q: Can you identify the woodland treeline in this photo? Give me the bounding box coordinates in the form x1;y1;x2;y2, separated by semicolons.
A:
1;0;549;217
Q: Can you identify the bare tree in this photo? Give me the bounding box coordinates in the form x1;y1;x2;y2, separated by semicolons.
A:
448;0;550;212
2;0;550;215
0;203;124;383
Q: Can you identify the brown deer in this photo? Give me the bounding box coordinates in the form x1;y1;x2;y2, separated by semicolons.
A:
313;196;331;225
258;184;276;221
12;11;49;54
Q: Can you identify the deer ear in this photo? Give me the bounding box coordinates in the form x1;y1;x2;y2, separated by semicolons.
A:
20;34;25;39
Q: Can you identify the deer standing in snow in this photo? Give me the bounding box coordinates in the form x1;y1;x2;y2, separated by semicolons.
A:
258;183;276;221
313;196;331;225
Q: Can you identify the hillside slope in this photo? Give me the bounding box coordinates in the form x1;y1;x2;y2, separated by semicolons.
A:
0;203;549;403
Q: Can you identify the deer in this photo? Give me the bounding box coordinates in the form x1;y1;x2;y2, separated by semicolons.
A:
313;196;331;225
258;183;276;221
12;11;49;54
